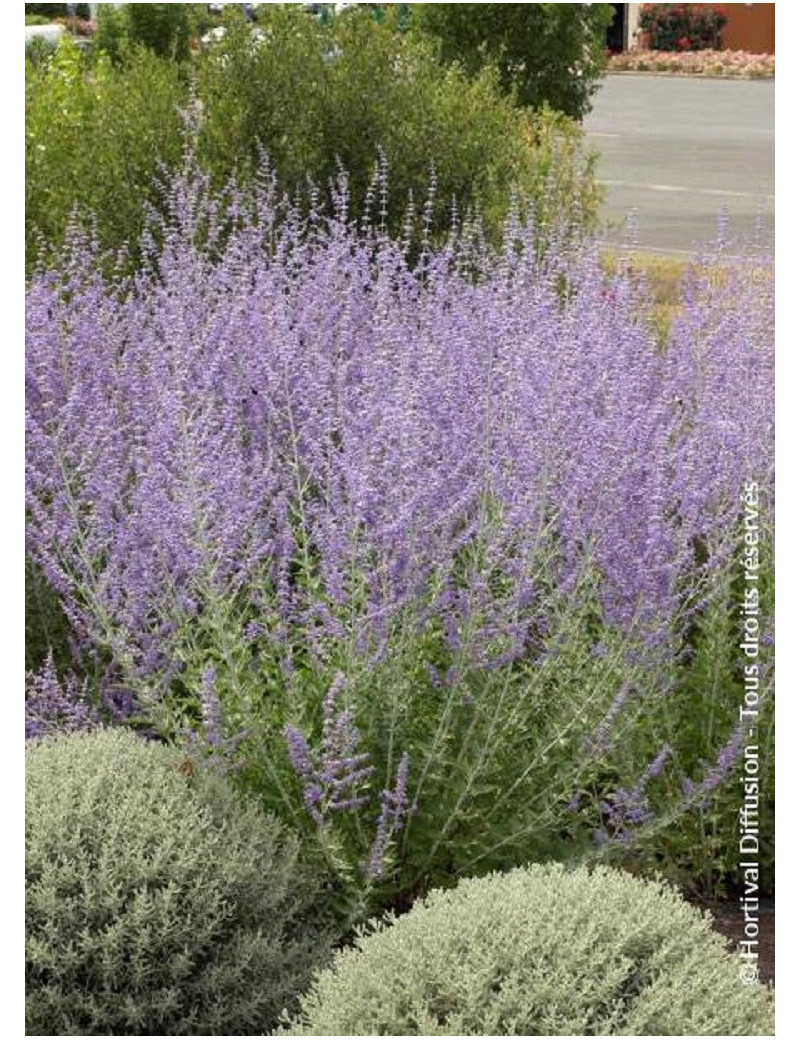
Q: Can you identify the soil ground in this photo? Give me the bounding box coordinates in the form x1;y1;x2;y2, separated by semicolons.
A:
706;900;775;985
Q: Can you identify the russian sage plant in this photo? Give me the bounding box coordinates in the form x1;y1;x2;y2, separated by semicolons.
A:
25;165;774;905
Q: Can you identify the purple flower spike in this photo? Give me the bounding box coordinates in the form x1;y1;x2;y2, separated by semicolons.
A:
367;752;411;881
183;665;248;774
601;743;673;839
25;652;98;739
284;724;315;780
285;674;378;827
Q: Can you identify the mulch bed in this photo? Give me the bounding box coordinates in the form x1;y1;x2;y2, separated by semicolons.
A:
705;900;775;986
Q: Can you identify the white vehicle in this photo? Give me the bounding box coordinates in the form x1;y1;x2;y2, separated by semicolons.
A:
25;24;65;49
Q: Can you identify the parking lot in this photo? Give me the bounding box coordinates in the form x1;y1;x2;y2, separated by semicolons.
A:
584;74;775;254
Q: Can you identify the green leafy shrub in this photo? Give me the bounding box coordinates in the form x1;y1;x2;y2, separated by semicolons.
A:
196;7;599;237
284;863;774;1036
94;2;191;62
413;4;614;120
126;2;191;61
25;37;187;269
26;180;773;910
92;3;129;62
639;4;727;51
26;728;334;1036
187;2;225;41
26;11;598;265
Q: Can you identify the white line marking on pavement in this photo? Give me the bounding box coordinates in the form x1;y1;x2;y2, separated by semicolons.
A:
600;179;774;199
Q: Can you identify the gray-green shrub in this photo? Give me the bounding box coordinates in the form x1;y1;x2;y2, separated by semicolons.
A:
26;728;333;1036
284;863;774;1036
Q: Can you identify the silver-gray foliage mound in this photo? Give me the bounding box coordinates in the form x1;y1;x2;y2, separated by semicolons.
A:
26;728;333;1036
284;862;774;1036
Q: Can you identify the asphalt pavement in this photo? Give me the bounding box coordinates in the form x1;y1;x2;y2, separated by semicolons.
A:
583;74;774;255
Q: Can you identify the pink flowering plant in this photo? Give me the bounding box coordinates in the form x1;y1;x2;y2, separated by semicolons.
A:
25;163;774;909
610;48;775;77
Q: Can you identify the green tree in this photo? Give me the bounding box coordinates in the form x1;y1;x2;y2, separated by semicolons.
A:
95;2;192;62
197;8;599;240
126;3;191;60
414;3;614;120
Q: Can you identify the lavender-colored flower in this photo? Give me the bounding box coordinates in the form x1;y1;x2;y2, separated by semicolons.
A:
24;160;773;879
367;752;410;880
285;674;375;826
26;167;773;688
682;724;747;807
284;724;315;780
643;743;672;782
424;662;442;688
243;620;262;642
601;744;673;839
585;682;635;757
184;665;248;772
25;652;97;739
303;783;326;827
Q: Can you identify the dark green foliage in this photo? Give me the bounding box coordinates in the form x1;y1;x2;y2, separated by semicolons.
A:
196;7;598;237
126;3;191;61
283;864;775;1036
26;12;599;267
26;4;90;18
640;4;727;52
187;2;225;40
25;558;72;675
414;3;614;120
94;3;192;62
26;729;334;1036
607;537;775;899
91;3;129;62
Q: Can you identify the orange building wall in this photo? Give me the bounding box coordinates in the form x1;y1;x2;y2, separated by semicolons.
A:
719;4;775;54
